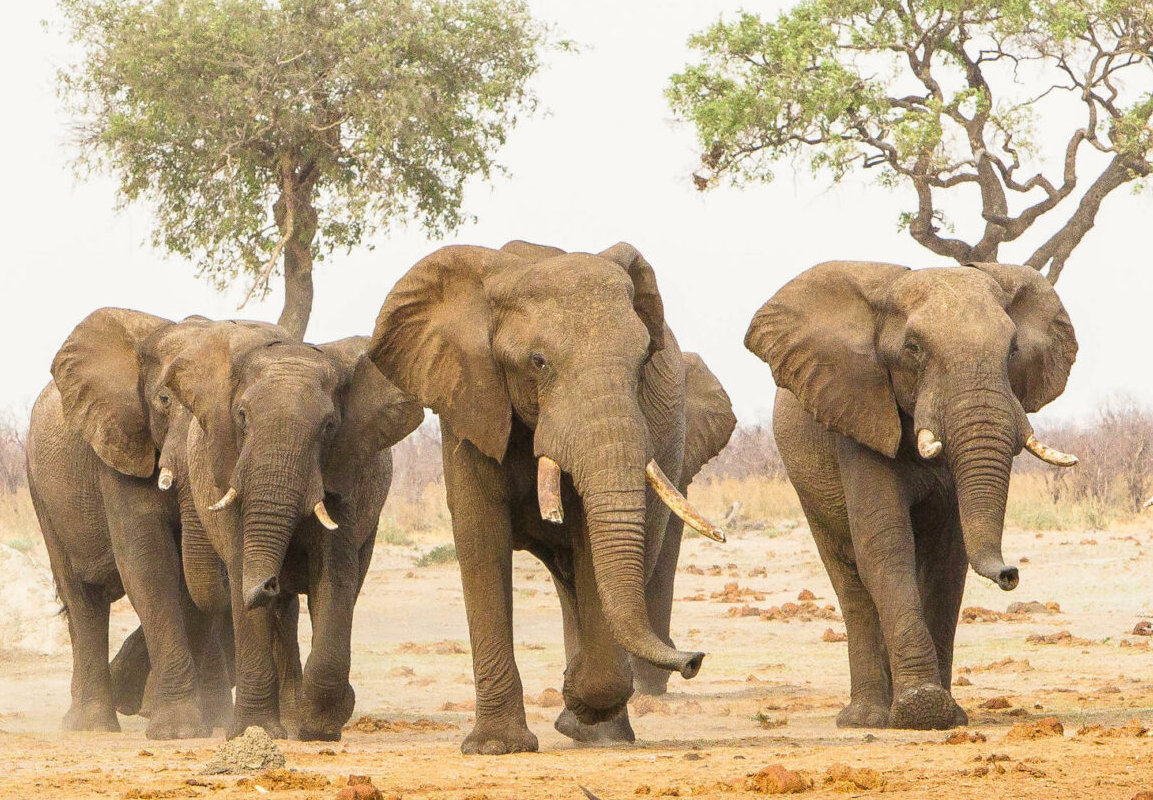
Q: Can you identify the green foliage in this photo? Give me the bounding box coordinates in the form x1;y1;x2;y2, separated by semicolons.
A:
57;0;550;294
668;0;1153;274
414;543;457;567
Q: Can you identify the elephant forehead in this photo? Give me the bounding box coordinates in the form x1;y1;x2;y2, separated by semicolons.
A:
492;253;634;302
888;268;1008;320
243;347;340;391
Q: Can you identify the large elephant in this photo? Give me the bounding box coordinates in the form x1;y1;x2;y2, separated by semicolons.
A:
165;321;422;740
369;241;735;754
746;261;1078;730
26;309;231;738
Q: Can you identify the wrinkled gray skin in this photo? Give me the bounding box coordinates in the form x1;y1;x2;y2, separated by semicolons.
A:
370;241;735;753
746;261;1077;730
25;309;233;738
167;321;422;741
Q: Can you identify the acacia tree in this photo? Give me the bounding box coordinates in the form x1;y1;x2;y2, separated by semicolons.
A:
668;0;1153;283
59;0;549;338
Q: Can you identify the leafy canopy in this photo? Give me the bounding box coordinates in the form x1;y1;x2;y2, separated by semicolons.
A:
668;0;1153;282
58;0;550;295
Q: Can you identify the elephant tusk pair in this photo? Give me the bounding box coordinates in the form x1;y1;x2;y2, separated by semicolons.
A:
917;430;1078;469
207;487;339;530
535;456;727;543
157;467;174;491
1024;434;1078;468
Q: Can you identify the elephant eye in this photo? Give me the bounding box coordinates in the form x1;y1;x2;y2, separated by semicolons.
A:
530;353;547;369
157;392;170;408
904;340;922;357
237;407;248;430
1009;339;1020;357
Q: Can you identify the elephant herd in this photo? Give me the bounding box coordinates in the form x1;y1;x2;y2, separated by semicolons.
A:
24;241;1081;754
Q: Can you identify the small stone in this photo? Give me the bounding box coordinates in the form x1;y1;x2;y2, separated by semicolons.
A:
797;589;816;601
821;628;847;643
1004;716;1064;740
537;688;564;708
955;676;972;686
746;764;810;794
979;696;1011;709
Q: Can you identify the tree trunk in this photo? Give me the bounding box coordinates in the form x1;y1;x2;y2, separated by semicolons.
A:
272;189;318;342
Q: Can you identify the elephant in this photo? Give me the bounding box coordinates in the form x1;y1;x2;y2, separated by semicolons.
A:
745;260;1078;730
26;309;233;738
163;320;423;740
369;240;735;754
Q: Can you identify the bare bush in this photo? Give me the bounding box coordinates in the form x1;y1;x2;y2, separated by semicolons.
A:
0;412;27;494
389;418;444;503
697;423;785;483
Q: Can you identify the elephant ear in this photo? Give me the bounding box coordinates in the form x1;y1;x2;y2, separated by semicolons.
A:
597;242;666;354
681;352;737;485
316;337;424;498
499;240;567;261
51;308;172;478
745;261;909;458
966;263;1078;412
369;245;520;462
164;321;285;489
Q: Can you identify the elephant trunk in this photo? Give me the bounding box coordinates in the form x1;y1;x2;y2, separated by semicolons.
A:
943;388;1022;591
562;393;704;679
240;440;316;610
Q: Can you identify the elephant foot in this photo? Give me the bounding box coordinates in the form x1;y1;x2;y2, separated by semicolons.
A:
146;697;211;740
554;707;635;745
461;718;538;755
227;710;287;740
298;682;355;742
889;684;958;730
950;698;969;727
63;701;120;733
836;697;890;729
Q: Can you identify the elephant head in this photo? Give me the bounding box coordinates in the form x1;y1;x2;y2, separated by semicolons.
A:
746;261;1077;591
162;321;422;609
369;242;709;679
51;308;209;480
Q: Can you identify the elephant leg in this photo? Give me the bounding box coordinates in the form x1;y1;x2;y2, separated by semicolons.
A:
273;595;304;739
31;488;120;732
913;501;969;727
838;440;954;731
560;521;635;731
102;476;207;740
551;574;635;745
194;613;235;729
443;428;536;755
631;514;684;697
109;625;150;717
298;537;361;741
226;552;285;739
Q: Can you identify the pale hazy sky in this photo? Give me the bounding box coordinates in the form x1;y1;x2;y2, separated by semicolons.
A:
2;0;1151;425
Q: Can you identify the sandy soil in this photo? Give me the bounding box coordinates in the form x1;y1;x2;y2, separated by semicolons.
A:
1;523;1151;799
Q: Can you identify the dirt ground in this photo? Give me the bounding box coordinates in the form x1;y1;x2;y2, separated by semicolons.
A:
1;522;1151;799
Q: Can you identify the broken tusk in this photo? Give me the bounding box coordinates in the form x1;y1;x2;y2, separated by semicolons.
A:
645;459;726;543
1024;434;1078;467
157;467;174;491
314;500;339;531
208;487;237;511
917;429;943;459
537;456;564;524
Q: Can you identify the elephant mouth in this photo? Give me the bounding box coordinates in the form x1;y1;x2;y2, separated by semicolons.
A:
535;455;727;543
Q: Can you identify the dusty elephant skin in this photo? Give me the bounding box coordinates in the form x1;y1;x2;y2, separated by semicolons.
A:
746;261;1078;731
168;321;423;742
369;241;735;754
25;309;234;739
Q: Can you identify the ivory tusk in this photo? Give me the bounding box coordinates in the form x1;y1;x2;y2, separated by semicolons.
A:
1144;495;1153;510
917;429;943;459
314;500;339;531
157;467;174;491
537;456;564;524
1024;434;1078;467
208;487;237;511
645;459;726;543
